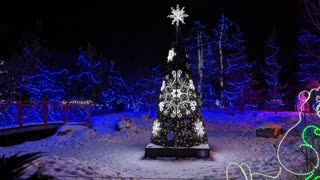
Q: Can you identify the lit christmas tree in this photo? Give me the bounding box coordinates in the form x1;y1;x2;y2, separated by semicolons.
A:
211;14;233;107
297;29;320;84
69;43;107;102
211;15;254;108
223;25;254;108
145;5;210;158
262;43;286;113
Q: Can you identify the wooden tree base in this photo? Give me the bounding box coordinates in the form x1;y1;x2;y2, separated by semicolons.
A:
144;143;211;159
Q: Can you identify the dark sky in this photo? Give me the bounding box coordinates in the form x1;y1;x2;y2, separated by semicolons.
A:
0;0;302;82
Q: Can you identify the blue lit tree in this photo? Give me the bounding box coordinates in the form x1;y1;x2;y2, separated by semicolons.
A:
185;21;219;109
211;14;233;107
261;43;286;113
212;15;254;108
68;43;108;102
7;22;51;100
297;29;320;85
130;65;164;113
101;61;132;112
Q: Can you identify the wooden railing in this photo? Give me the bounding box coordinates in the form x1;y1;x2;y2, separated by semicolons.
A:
0;100;91;128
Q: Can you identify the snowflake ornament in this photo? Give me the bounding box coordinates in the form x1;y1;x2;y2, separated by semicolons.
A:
194;119;205;137
152;119;161;136
167;4;189;26
167;48;175;62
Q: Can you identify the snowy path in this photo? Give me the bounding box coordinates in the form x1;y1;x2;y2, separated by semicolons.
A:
0;110;312;179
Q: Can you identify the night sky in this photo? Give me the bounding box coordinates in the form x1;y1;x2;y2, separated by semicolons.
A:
0;0;302;82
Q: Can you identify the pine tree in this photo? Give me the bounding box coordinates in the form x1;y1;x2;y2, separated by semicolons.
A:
211;14;233;107
185;21;219;109
7;21;50;100
69;43;107;102
21;66;68;101
223;25;254;108
262;43;286;113
212;15;253;108
297;29;320;85
101;61;129;112
149;5;208;147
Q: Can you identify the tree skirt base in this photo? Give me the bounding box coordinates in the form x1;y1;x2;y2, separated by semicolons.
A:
144;143;211;159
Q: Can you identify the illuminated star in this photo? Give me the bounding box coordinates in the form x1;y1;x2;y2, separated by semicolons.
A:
167;4;189;26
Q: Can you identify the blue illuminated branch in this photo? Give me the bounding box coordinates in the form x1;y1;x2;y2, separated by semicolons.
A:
20;49;69;101
21;65;69;101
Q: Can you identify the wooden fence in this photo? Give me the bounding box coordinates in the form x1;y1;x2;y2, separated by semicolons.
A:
0;100;91;128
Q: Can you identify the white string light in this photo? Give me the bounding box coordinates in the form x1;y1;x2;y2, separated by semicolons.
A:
277;87;320;176
226;86;320;179
226;162;281;180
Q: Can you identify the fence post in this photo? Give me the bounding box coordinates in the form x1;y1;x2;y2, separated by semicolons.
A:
42;100;48;125
88;101;92;124
17;100;23;127
62;101;67;123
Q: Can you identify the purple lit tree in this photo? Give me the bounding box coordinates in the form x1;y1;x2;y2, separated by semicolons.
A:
305;0;320;31
185;21;219;108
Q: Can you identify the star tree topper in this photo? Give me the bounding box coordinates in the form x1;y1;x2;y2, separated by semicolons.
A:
167;4;189;26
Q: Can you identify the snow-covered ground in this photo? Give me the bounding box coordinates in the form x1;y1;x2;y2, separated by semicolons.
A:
0;109;316;179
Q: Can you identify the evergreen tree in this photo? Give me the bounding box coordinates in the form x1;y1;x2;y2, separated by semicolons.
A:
185;21;219;109
262;43;286;113
7;21;50;99
101;61;129;112
150;5;208;147
69;43;108;102
211;14;233;107
130;65;164;113
21;66;68;101
224;25;254;108
297;29;320;85
212;15;253;108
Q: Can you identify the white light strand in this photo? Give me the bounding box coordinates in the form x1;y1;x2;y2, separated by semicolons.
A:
226;163;281;180
167;4;188;26
159;70;197;118
226;87;320;179
276;87;320;176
